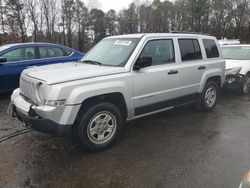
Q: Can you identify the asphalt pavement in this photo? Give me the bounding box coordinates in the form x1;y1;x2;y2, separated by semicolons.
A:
0;92;250;188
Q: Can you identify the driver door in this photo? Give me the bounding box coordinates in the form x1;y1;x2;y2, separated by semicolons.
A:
0;47;37;92
132;39;180;116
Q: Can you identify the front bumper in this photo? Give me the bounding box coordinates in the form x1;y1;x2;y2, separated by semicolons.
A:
8;90;73;136
224;74;244;90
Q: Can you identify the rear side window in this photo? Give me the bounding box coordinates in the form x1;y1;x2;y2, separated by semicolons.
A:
23;47;35;60
203;39;219;58
178;39;202;61
39;46;71;59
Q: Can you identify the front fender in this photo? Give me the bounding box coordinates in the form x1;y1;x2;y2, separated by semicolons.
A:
66;81;133;116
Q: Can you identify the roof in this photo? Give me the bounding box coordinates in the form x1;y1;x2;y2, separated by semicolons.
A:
0;42;77;53
107;33;216;39
2;42;68;47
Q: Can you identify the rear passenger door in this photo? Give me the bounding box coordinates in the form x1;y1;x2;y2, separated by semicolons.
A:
202;39;221;80
177;38;206;94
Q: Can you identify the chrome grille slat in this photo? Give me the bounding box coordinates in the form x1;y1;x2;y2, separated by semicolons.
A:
20;77;37;105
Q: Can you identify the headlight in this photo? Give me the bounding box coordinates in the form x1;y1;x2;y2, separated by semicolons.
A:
225;67;242;75
45;99;66;107
37;83;46;101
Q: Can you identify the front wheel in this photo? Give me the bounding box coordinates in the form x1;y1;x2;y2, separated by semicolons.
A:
196;81;219;112
77;102;123;152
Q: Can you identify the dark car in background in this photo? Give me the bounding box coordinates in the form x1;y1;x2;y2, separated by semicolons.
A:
0;43;84;93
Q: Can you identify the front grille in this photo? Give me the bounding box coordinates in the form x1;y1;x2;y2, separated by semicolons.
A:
20;77;37;105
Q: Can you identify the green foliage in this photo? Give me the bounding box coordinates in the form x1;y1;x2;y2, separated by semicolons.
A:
118;3;138;34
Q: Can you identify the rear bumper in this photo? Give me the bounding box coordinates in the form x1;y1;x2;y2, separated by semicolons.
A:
224;74;244;90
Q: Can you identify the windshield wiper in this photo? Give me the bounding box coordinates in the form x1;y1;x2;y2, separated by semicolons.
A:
80;60;102;66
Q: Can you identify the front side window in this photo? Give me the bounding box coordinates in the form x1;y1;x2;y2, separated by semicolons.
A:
222;46;250;60
203;39;219;58
81;38;140;67
39;46;70;58
2;47;36;62
178;39;202;61
139;39;175;66
2;49;22;62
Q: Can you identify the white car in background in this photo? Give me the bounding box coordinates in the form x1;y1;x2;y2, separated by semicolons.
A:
219;39;240;46
222;45;250;95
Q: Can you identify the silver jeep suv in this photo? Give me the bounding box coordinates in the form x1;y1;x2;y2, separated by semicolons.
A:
8;33;225;151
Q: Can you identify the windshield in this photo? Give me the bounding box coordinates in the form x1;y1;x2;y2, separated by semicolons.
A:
80;38;140;67
222;46;250;60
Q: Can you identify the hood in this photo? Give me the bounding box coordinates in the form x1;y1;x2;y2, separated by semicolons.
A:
23;62;126;84
225;59;250;74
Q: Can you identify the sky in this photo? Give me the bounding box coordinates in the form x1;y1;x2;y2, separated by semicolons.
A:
101;0;138;12
84;0;174;12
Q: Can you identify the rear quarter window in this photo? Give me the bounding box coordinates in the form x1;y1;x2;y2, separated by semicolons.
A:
203;39;219;58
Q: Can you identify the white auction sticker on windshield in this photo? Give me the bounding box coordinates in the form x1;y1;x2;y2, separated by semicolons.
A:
114;40;132;46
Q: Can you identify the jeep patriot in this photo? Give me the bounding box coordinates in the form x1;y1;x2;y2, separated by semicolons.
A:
8;33;225;151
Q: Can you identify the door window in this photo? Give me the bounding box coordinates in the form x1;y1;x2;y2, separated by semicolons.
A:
39;46;71;58
2;47;36;62
139;39;175;66
2;48;22;62
178;39;202;61
23;47;35;60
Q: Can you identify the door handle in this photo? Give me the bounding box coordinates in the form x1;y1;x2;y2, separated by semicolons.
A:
168;70;178;75
198;66;206;70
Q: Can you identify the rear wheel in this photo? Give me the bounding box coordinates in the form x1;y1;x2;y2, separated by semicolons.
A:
240;74;250;95
77;102;123;152
196;81;219;112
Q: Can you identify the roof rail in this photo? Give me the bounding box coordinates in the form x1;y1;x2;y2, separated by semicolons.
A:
170;31;212;36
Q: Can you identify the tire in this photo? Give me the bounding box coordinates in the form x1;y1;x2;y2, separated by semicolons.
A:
77;102;123;152
240;74;250;95
196;81;219;112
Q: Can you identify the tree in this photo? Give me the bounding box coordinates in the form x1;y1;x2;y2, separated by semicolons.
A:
118;3;138;34
0;0;249;49
105;9;118;36
5;0;27;42
151;0;174;32
209;0;232;38
40;0;59;42
89;8;106;43
138;4;154;32
183;0;210;32
62;0;76;47
229;0;249;38
75;0;89;51
0;0;7;43
26;0;39;41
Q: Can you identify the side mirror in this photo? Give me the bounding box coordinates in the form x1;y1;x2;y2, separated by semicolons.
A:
0;57;7;63
134;56;152;71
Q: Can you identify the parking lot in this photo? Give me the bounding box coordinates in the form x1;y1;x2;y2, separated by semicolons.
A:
0;92;250;188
